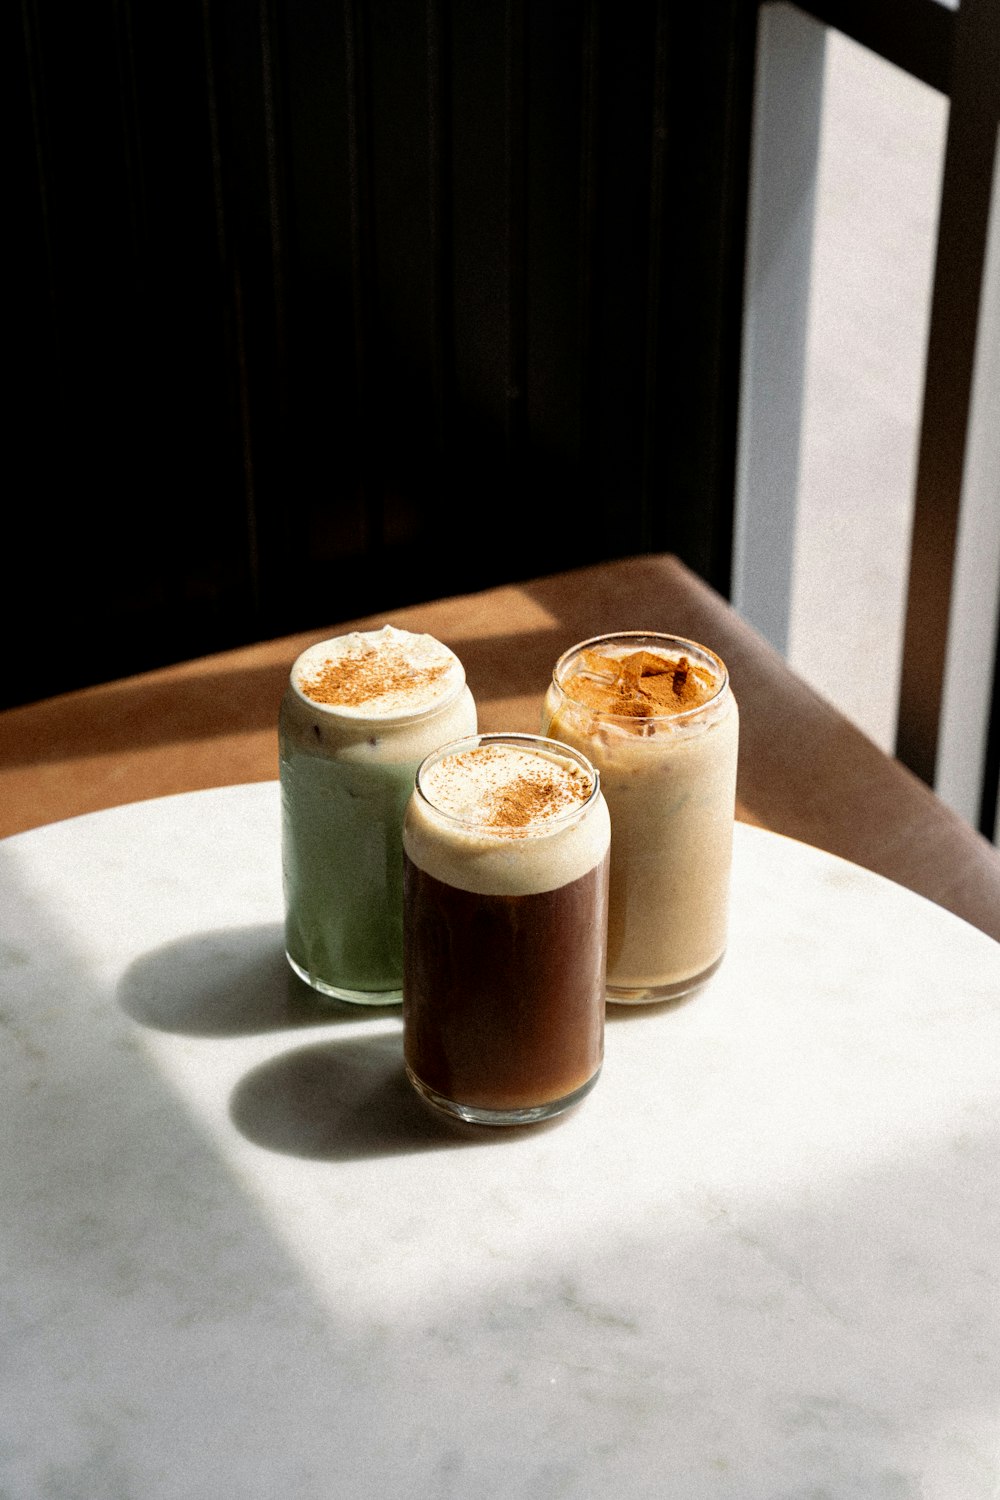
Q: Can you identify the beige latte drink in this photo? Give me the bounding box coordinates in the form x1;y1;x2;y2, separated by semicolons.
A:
543;632;738;1003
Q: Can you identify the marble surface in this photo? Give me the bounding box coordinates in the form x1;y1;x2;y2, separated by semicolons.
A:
2;782;998;1500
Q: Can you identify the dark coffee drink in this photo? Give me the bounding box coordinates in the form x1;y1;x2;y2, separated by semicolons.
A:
403;861;607;1112
402;735;610;1125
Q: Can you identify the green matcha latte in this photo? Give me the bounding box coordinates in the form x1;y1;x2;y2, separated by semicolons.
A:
279;625;476;1004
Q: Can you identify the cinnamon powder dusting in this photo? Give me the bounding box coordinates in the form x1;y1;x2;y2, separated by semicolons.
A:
484;771;589;829
445;744;593;833
564;648;717;719
300;645;450;708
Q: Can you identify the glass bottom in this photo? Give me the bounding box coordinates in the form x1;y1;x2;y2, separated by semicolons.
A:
405;1066;601;1126
284;951;401;1006
606;950;725;1006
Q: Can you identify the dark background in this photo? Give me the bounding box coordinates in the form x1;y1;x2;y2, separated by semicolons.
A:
10;0;759;710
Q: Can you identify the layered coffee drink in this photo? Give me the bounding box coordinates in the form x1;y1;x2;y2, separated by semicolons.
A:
280;625;476;1004
543;633;738;1003
402;734;610;1124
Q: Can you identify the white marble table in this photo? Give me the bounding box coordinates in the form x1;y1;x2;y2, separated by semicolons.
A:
2;783;998;1499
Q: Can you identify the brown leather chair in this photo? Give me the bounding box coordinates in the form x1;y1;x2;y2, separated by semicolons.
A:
3;554;998;945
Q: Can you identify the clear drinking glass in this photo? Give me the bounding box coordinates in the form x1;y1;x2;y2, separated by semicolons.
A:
402;733;610;1124
280;626;476;1004
543;632;738;1003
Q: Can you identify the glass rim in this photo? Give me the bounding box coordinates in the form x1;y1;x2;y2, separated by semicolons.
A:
413;731;602;836
550;630;729;724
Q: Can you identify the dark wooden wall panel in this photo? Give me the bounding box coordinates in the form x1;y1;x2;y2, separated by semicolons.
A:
8;0;758;709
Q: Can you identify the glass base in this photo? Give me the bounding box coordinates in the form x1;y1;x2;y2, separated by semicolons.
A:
284;951;401;1006
405;1066;601;1126
606;950;725;1006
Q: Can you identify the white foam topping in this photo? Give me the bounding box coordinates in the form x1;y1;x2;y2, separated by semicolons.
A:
420;741;594;831
291;625;465;719
404;737;610;896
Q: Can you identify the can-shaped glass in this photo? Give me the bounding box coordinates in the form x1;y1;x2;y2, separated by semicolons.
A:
280;626;477;1004
402;733;611;1125
543;632;738;1003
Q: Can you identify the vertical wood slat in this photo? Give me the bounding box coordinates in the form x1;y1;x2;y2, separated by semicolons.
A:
427;0;454;464
18;0;61;369
643;2;758;590
640;0;672;556
256;0;296;613
112;0;145;274
201;0;260;612
259;0;290;419
895;0;1000;788
706;1;759;598
576;0;601;488
504;0;527;476
343;0;381;556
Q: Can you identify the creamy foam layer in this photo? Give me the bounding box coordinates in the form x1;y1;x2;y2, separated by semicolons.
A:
282;626;474;762
292;625;465;719
404;737;610;896
419;742;594;829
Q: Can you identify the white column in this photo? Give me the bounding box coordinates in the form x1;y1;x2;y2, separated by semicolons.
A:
732;3;826;654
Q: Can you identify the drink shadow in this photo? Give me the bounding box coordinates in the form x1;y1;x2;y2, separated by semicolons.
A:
116;922;393;1036
229;1034;566;1161
117;920;573;1157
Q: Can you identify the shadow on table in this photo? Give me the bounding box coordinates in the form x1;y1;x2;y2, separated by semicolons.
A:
229;1034;561;1161
116;923;390;1036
